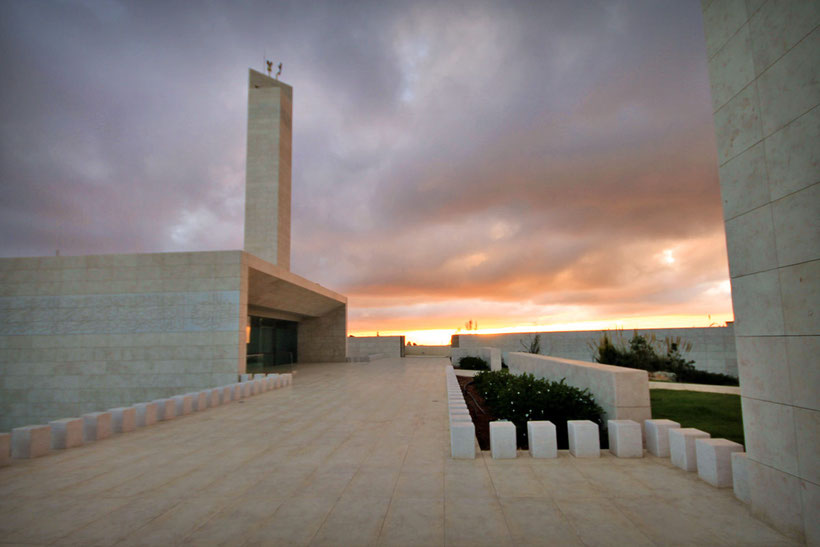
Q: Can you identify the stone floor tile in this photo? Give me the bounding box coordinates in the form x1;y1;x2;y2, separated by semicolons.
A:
498;497;583;546
242;494;336;547
394;469;445;499
444;497;513;547
555;497;656;547
310;494;392;546
378;497;445;546
112;493;228;547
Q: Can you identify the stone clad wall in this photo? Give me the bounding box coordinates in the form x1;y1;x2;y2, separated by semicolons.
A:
0;251;243;431
701;1;819;542
454;326;737;376
347;336;405;359
298;305;347;363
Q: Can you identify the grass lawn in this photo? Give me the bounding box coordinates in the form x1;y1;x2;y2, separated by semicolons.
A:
650;389;745;446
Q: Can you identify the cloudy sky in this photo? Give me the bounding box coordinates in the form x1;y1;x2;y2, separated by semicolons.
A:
0;0;733;343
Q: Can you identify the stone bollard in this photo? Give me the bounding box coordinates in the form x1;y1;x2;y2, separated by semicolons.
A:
109;407;136;433
222;385;233;403
49;418;84;449
669;428;710;472
696;439;744;487
12;425;51;459
644;419;680;457
135;402;158;427
450;421;476;459
0;433;10;466
232;383;243;400
283;373;292;386
528;421;557;459
193;391;209;412
240;373;252;382
241;381;252;398
83;412;112;441
608;420;643;458
568;420;600;458
174;394;193;416
490;421;517;459
210;387;221;407
153;398;176;421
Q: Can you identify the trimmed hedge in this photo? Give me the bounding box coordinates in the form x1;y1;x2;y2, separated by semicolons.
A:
457;356;490;371
472;370;604;448
594;332;739;386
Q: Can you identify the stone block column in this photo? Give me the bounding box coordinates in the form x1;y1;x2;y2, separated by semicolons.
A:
701;1;819;542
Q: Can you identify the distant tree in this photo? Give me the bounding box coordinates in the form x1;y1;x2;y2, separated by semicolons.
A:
519;334;541;354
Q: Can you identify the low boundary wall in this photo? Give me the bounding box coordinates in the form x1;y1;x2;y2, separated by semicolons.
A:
507;352;650;424
453;325;737;377
347;336;405;360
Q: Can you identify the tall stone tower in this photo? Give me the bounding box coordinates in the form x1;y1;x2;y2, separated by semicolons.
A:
243;68;292;270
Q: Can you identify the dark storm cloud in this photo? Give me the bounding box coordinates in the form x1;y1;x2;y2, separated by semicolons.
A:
0;0;731;330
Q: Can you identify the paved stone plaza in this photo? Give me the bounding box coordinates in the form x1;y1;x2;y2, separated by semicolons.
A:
0;358;796;546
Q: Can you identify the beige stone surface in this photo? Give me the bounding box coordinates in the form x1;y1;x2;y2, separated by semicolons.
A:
702;3;819;539
0;251;244;431
0;358;796;546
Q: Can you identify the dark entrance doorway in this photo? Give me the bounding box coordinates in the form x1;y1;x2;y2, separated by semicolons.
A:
246;316;298;370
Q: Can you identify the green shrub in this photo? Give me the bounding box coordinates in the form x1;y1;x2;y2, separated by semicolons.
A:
457;356;490;370
592;331;738;386
473;370;604;448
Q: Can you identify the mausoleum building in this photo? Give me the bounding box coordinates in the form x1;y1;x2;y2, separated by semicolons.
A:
0;69;347;431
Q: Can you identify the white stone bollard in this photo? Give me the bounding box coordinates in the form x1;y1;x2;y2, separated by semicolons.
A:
57;421;82;452
254;378;264;394
83;412;112;441
241;381;252;398
0;433;10;466
222;385;233;403
644;419;680;457
283;373;292;386
174;394;193;415
210;387;221;407
269;374;280;388
12;425;51;459
528;421;557;458
568;420;600;458
490;421;517;459
153;398;176;421
135;402;158;427
109;407;136;433
450;421;476;459
608;420;643;458
696;438;744;487
240;373;252;382
232;383;243;400
49;418;84;449
732;452;751;503
193;391;208;411
669;428;710;472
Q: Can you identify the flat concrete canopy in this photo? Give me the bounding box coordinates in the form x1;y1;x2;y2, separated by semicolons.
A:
0;358;795;546
246;253;345;319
